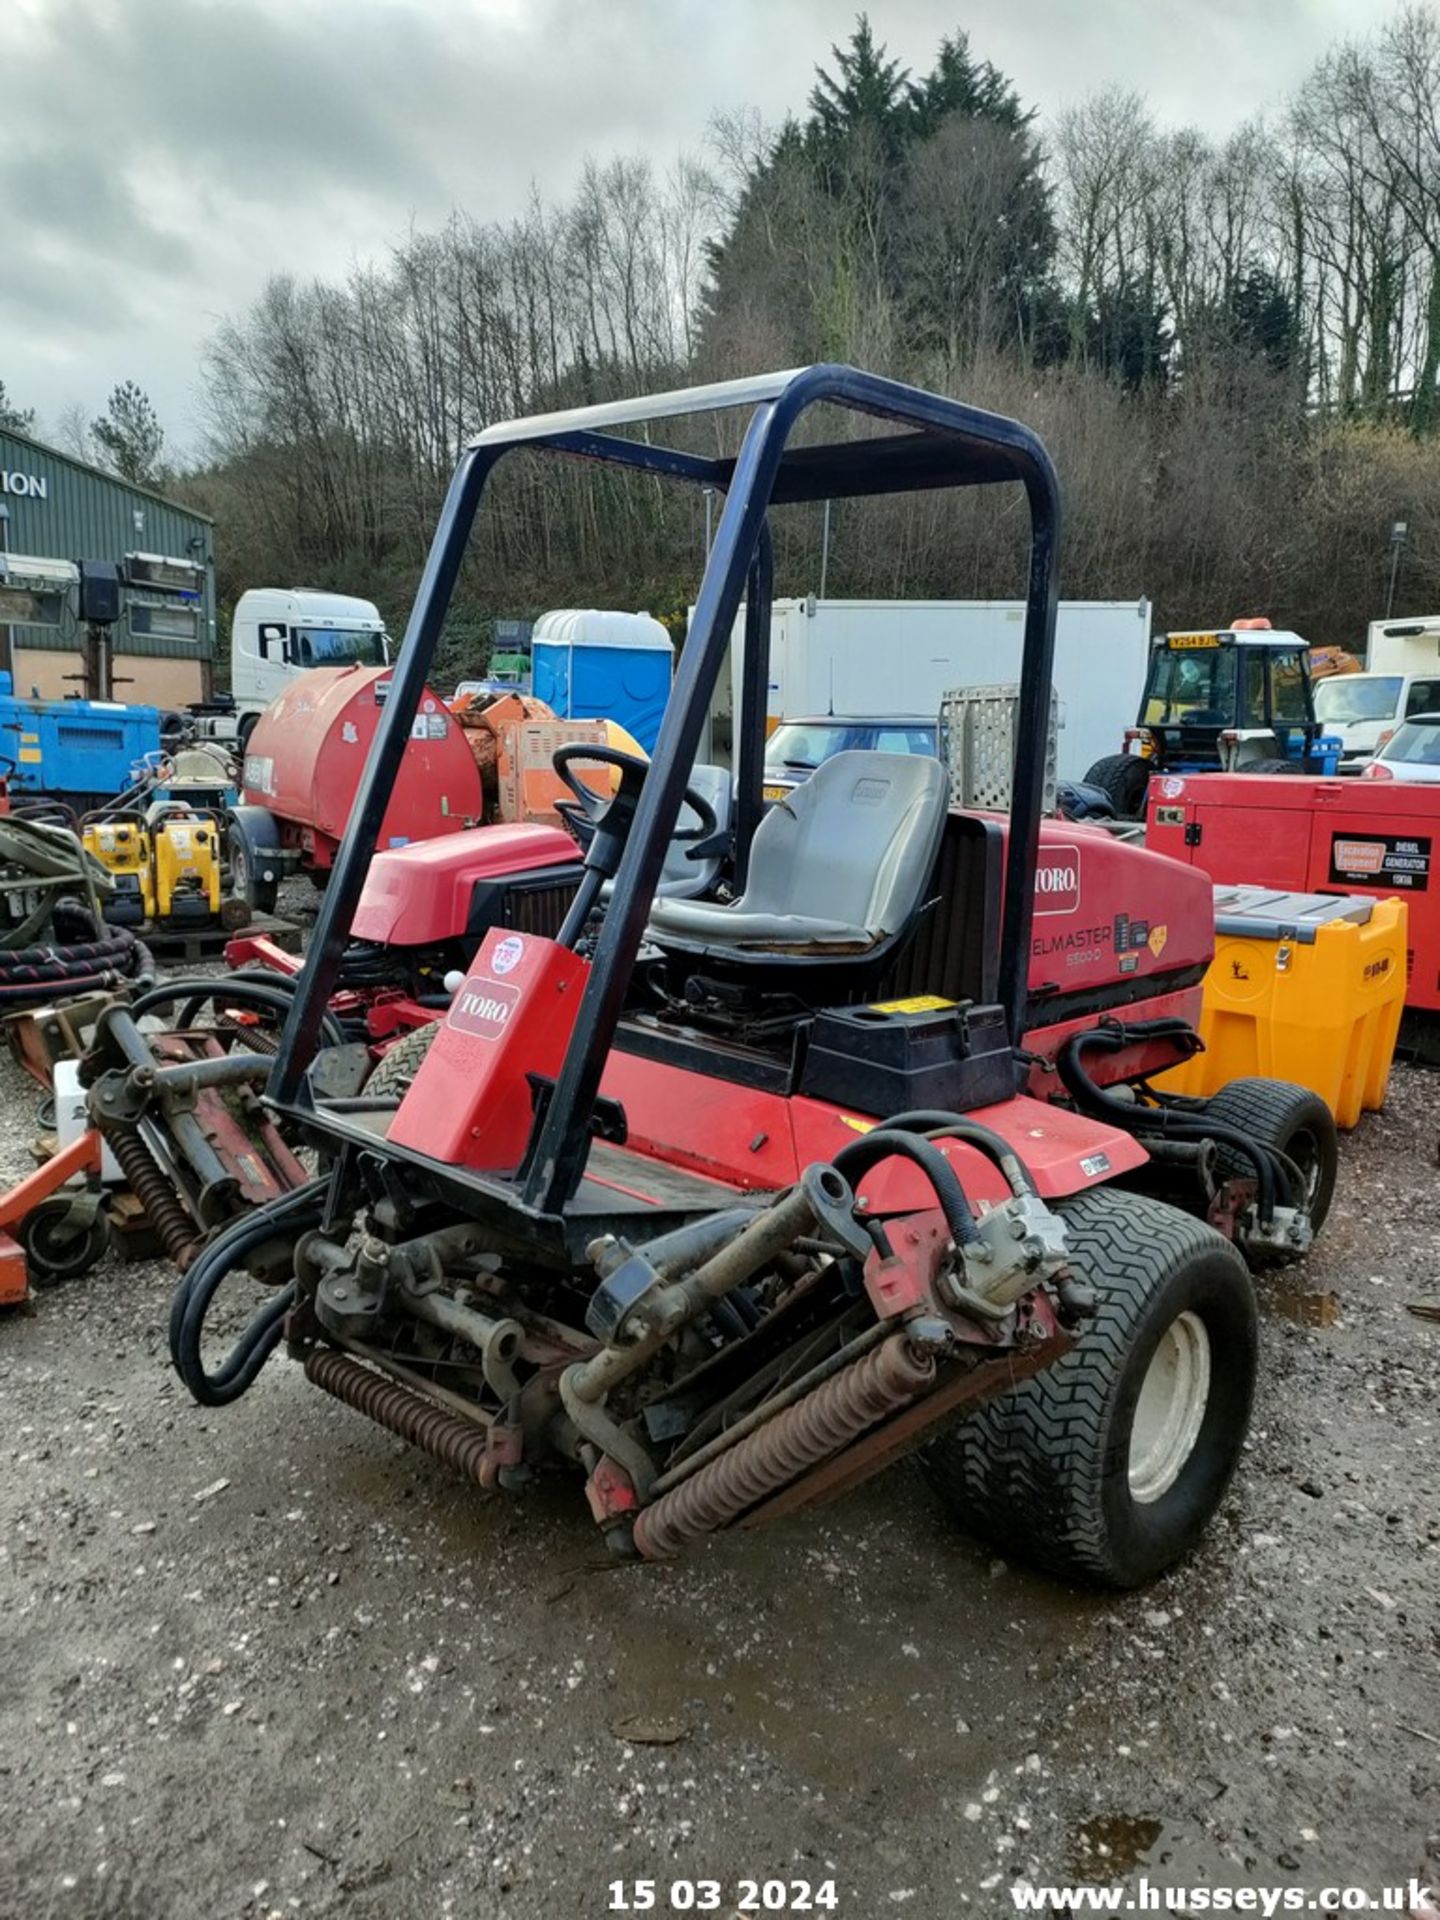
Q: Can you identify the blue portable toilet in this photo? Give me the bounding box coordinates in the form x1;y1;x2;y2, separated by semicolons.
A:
531;610;674;752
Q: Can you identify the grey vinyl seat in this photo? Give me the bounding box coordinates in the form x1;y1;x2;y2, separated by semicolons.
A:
599;763;733;903
648;751;948;954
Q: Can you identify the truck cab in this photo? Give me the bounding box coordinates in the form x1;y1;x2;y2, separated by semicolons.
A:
195;588;392;749
1085;625;1338;817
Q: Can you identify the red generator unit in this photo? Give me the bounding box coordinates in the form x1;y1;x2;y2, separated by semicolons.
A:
1146;772;1440;1028
228;665;484;912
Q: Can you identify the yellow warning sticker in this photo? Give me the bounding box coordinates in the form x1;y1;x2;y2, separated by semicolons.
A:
866;994;958;1014
1148;923;1169;957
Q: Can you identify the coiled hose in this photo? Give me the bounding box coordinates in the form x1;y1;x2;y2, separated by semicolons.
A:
0;899;154;1008
1055;1021;1303;1224
169;1178;330;1406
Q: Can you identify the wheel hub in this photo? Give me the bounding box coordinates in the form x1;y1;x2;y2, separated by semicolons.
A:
1129;1309;1211;1503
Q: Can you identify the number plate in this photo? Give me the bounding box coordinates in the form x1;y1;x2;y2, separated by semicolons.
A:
1167;632;1221;649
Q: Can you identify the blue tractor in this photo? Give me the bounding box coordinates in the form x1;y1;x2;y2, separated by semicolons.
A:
1085;623;1341;819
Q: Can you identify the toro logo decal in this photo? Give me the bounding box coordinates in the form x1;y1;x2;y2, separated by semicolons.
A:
1034;847;1081;915
489;934;525;976
448;978;521;1041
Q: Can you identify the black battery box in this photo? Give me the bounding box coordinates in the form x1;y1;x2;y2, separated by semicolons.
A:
799;998;1016;1115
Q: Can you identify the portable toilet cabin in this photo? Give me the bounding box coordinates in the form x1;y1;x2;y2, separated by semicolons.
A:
530;610;674;752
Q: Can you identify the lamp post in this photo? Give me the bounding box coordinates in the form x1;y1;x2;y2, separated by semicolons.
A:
1386;517;1409;619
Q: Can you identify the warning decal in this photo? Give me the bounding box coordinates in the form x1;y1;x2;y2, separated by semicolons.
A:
1329;832;1431;892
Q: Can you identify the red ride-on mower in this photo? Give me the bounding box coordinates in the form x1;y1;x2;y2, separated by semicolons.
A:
171;368;1334;1588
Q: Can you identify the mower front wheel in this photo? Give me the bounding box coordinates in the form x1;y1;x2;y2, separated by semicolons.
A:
921;1187;1256;1588
1084;754;1150;819
366;1022;438;1097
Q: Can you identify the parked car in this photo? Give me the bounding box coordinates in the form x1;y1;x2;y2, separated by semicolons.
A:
1360;711;1440;783
762;715;939;799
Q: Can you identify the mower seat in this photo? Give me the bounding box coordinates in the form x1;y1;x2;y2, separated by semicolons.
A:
648;751;947;957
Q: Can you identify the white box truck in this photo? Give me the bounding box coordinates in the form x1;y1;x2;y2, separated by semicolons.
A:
192;588;393;748
1313;615;1440;771
707;597;1150;785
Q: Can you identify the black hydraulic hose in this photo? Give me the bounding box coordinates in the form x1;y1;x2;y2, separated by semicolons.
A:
134;976;348;1050
169;1179;329;1407
1056;1025;1291;1222
831;1129;982;1246
879;1109;1040;1199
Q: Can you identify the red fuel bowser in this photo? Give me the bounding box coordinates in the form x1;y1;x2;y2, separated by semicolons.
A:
231;666;484;907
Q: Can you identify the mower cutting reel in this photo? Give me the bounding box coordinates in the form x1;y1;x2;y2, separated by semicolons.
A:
166;365;1334;1588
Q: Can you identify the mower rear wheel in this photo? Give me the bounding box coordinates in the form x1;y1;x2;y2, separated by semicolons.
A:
1084;754;1150;819
22;1197;112;1286
1241;758;1301;775
1202;1077;1337;1243
920;1187;1256;1588
366;1022;438;1097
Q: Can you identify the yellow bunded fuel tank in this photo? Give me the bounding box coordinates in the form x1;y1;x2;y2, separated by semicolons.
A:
1157;885;1407;1128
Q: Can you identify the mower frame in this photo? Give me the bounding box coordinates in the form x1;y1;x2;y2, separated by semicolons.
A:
271;366;1061;1225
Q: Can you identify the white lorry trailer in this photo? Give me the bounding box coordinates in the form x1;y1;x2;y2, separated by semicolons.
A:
192;588;392;748
706;597;1150;785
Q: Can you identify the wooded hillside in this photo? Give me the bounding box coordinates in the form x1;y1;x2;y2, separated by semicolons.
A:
182;9;1440;676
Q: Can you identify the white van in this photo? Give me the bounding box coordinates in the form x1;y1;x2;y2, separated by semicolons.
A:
1314;668;1440;772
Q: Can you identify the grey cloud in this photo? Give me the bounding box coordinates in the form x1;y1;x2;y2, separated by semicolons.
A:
0;0;1390;448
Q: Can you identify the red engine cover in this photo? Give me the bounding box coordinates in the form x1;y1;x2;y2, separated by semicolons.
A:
1025;817;1214;999
352;822;579;946
387;926;588;1171
242;666;483;860
1146;771;1440;1012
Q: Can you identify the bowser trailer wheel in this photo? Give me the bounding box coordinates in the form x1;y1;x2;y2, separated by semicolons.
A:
919;1187;1256;1588
228;821;279;917
1201;1078;1337;1246
1083;754;1150;820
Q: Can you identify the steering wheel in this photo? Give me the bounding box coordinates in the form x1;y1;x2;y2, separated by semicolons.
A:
551;745;719;872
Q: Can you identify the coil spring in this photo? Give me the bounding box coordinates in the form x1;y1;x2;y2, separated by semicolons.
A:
305;1348;496;1488
632;1334;935;1560
105;1125;201;1270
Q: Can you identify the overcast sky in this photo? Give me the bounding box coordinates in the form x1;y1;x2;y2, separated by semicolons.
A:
3;0;1386;457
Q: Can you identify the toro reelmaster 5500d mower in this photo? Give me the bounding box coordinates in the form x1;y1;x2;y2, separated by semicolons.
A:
171;368;1335;1587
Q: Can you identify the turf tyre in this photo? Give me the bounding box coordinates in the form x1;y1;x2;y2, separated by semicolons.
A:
921;1187;1256;1587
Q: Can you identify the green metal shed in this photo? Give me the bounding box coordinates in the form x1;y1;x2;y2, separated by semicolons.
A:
0;425;215;705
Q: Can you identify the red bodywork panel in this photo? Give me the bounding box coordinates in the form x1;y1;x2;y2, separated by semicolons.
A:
1145;773;1440;1012
600;1049;1146;1205
387;922;1148;1203
388;926;589;1172
242;666;483;864
352;822;578;945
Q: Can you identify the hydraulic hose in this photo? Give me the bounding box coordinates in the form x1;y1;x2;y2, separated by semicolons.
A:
169;1178;329;1407
831;1129;981;1246
1056;1023;1296;1222
134;976;348;1050
878;1109;1040;1199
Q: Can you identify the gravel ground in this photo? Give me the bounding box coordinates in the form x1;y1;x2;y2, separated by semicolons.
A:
1;951;1436;1919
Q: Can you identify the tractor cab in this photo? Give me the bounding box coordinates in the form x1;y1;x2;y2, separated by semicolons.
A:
170;367;1338;1593
1085;624;1340;818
